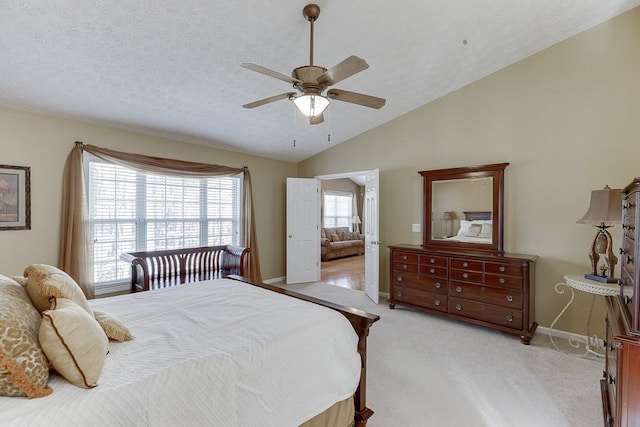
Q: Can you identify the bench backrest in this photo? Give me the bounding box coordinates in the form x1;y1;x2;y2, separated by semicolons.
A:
121;245;249;292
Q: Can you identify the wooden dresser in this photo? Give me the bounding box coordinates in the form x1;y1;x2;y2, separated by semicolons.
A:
388;245;538;344
601;178;640;427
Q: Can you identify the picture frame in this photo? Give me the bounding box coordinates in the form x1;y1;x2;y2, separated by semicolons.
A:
0;164;31;230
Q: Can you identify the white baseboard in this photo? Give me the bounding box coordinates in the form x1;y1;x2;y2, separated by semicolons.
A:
537;326;604;348
263;276;285;284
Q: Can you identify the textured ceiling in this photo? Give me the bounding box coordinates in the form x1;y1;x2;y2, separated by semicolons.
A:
1;1;639;162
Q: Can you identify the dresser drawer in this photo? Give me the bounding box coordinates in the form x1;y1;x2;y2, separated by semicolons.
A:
420;255;448;267
392;261;419;273
393;251;419;264
450;258;483;271
604;317;617;407
484;273;523;289
485;262;523;277
392;273;448;294
450;269;483;283
449;297;523;329
419;265;447;278
392;285;447;312
449;282;522;309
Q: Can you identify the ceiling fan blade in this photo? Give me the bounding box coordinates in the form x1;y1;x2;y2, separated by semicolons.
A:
309;114;324;125
240;63;302;85
317;56;369;86
326;89;385;109
242;92;297;109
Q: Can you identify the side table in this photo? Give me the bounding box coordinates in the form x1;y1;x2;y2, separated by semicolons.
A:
548;274;625;357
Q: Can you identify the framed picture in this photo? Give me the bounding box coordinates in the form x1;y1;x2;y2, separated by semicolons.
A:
0;165;31;230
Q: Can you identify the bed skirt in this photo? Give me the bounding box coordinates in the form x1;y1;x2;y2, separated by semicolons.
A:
301;397;355;427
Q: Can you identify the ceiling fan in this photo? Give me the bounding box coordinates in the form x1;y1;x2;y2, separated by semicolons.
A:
241;3;385;125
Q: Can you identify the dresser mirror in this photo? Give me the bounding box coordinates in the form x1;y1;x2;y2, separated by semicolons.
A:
419;163;509;253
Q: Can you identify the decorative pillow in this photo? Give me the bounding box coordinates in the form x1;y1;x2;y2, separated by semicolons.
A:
456;219;492;236
329;233;340;242
479;223;493;239
39;297;108;389
0;275;52;398
24;264;92;315
465;224;482;237
94;310;134;342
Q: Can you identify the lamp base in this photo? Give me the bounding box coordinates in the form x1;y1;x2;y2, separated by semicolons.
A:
584;274;619;284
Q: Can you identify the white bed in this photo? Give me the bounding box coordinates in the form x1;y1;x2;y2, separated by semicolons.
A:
0;278;364;426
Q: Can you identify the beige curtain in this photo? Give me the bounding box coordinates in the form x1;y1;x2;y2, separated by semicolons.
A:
60;142;262;297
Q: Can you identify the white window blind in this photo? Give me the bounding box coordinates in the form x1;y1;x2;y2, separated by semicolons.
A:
323;191;353;228
87;157;241;291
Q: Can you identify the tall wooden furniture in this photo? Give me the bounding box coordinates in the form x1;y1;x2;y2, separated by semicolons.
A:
601;178;640;427
388;163;538;344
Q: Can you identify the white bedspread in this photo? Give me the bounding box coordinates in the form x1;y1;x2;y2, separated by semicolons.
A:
1;279;360;426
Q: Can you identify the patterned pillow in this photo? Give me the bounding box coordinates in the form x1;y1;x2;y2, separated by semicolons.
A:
40;297;108;388
23;264;92;315
0;275;52;398
329;233;340;242
94;310;134;342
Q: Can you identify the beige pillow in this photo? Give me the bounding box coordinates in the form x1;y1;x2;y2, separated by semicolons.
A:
0;275;52;398
465;223;482;237
24;264;92;315
40;297;108;388
329;233;340;242
479;223;493;238
94;310;134;342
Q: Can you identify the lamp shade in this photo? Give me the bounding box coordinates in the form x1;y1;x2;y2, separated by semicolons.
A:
293;94;329;117
441;211;452;220
352;215;361;224
576;186;622;226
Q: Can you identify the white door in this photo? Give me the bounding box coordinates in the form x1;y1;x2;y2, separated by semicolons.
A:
364;169;380;303
286;178;320;284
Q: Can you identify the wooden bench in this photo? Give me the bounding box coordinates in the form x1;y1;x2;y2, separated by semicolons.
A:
120;245;249;292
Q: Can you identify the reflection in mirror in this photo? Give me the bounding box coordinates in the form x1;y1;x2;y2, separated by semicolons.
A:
420;162;508;253
431;177;493;241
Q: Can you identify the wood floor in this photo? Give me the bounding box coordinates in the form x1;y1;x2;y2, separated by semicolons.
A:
321;254;365;291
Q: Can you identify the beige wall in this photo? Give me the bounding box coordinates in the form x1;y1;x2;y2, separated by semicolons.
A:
299;8;640;335
0;108;296;280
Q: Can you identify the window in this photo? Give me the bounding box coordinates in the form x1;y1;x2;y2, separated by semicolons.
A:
323;191;353;228
87;156;241;293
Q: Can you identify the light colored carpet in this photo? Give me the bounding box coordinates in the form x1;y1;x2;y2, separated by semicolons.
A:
276;282;603;427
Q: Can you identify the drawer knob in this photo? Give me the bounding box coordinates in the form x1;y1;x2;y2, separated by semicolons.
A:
608;375;615;385
430;258;435;263
506;295;513;302
506;315;513;322
430;268;435;273
402;255;407;260
499;266;506;272
396;275;403;282
434;299;441;306
462;262;468;268
397;291;404;298
462;273;468;279
455;304;462;311
403;264;408;270
435;282;441;289
499;278;506;284
455;286;462;293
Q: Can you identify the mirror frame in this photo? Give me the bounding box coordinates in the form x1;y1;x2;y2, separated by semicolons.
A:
419;163;509;254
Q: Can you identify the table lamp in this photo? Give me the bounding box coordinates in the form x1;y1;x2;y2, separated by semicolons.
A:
440;211;452;238
352;215;361;233
576;185;622;283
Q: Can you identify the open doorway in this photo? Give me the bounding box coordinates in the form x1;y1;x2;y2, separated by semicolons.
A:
316;172;367;292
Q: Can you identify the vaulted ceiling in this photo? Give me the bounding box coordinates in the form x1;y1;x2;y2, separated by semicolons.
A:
2;1;638;162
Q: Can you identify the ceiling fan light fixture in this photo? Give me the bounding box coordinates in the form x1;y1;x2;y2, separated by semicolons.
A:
293;94;329;117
